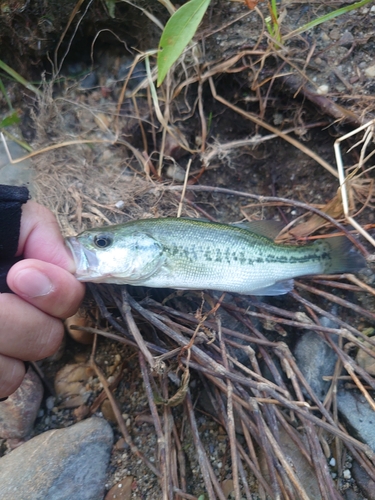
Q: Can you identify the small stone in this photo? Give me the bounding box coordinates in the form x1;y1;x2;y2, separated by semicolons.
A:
115;200;125;209
0;417;113;500
329;457;336;467
343;469;351;480
221;479;234;498
0;367;43;442
114;438;127;451
294;331;337;401
117;59;146;90
337;390;375;452
79;72;99;90
105;476;133;500
351;460;375;500
317;84;329;95
165;163;186;182
338;31;354;47
364;65;375;78
46;396;55;411
329;28;341;41
73;404;90;421
101;399;117;424
356;342;375;375
65;310;95;345
54;363;95;407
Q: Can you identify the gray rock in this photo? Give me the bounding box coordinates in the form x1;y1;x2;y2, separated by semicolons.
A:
0;417;113;500
79;72;99;90
337;390;375;452
258;427;323;499
0;139;34;195
351;460;375;500
294;331;337;401
117;59;146;90
0;367;43;443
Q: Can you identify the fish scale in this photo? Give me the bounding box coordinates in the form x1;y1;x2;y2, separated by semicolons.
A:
66;218;365;296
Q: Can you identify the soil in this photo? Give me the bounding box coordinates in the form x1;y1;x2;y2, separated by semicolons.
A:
1;1;375;499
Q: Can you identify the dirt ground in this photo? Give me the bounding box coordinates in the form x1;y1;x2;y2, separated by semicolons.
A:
1;1;375;499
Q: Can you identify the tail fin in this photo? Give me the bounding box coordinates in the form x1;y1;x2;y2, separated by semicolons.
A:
324;236;366;274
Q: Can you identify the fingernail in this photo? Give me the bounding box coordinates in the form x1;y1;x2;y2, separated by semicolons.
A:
13;269;54;298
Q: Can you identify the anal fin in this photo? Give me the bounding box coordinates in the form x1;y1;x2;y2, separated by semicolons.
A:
250;279;294;296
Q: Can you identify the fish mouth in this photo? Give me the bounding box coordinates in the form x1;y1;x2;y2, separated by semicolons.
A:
66;237;100;281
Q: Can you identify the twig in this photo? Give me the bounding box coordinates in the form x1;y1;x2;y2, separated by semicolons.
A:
139;353;169;498
185;392;225;500
177;159;192;218
217;317;241;500
116;289;156;369
90;360;161;477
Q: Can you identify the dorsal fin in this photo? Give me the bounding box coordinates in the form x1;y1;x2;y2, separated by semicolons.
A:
232;220;285;240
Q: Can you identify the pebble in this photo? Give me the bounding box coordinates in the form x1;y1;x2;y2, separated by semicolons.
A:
65;311;95;345
0;417;113;500
0;367;43;445
337;390;375;452
294;331;337;401
356;341;375;375
338;31;354;47
54;363;95;408
117;59;147;90
115;200;125;209
105;476;133;500
317;84;329;95
165;163;186;182
364;65;375;78
343;469;351;480
79;72;99;90
329;28;341;41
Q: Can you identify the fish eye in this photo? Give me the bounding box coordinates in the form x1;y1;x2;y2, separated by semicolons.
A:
93;234;113;248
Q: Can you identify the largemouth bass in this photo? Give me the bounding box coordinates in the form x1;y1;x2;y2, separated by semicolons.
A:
66;218;365;296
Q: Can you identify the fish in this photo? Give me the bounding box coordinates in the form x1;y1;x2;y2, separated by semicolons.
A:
66;218;366;296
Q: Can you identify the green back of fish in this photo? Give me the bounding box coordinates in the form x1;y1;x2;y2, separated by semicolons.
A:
103;218;364;294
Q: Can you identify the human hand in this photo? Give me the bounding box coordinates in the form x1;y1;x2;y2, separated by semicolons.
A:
0;201;85;398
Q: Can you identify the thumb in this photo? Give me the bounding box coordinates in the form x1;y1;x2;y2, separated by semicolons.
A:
7;259;85;319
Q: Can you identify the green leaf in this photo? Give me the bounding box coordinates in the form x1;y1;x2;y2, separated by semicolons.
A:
157;0;211;86
0;111;20;128
104;0;116;18
0;77;13;111
0;59;42;97
284;0;374;40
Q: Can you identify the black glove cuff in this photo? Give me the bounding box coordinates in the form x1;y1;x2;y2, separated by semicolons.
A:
0;185;30;292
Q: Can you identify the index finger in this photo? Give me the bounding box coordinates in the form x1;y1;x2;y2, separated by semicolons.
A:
17;201;76;273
